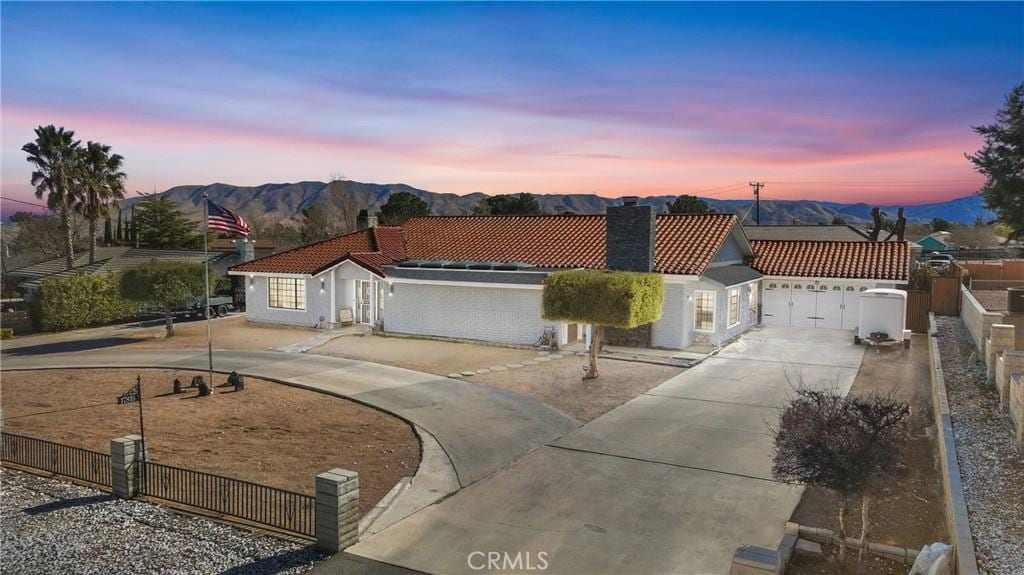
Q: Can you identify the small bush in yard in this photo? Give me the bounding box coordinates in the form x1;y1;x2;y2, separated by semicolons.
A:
34;273;138;332
772;389;909;572
543;269;664;379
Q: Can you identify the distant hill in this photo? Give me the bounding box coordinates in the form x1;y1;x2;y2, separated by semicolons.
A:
123;180;993;226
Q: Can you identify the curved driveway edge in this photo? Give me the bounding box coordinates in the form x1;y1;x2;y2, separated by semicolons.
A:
0;348;580;489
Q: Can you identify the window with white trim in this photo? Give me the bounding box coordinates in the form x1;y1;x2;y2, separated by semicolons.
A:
694;290;715;331
268;277;306;310
727;288;740;327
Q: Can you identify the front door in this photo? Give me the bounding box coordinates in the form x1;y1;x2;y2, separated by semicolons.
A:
356;280;373;324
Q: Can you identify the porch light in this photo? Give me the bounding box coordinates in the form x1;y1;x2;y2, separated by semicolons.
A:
388;283;394;297
320;278;326;293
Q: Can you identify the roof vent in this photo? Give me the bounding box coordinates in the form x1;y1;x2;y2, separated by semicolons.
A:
622;196;639;206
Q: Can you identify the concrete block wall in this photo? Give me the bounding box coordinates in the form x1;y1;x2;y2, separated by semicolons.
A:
987;324;1016;381
997;350;1024;411
315;468;360;554
962;285;1005;354
1010;375;1024;450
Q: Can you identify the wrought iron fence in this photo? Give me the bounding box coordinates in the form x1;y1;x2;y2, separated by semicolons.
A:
140;460;315;538
1;432;111;487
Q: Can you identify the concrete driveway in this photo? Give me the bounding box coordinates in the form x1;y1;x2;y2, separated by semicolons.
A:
346;326;864;574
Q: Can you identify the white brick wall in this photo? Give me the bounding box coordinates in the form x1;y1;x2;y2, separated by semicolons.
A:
651;283;687;349
385;282;554;345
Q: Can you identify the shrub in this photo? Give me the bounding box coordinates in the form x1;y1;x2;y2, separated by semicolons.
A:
1;328;13;339
35;273;138;332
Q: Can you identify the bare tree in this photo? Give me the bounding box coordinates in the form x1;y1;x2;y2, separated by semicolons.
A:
298;174;362;242
772;389;909;570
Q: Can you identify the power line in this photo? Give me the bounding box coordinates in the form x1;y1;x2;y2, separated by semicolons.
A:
1;197;48;209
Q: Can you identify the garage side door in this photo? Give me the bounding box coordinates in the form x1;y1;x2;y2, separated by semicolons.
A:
814;285;845;329
761;282;791;326
841;286;866;330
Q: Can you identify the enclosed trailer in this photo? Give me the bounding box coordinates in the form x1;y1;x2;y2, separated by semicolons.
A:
856;288;911;347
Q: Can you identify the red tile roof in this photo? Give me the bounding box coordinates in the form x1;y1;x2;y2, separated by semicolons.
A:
229;214;740;277
750;240;910;281
230;227;396;275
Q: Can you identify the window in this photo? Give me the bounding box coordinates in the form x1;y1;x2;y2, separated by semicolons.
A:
268;277;305;310
727;288;740;327
694;291;715;331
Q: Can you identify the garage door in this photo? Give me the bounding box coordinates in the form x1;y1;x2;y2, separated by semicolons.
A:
761;281;867;329
762;282;791;326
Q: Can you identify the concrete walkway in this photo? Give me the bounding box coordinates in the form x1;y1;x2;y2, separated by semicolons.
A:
0;348;579;489
347;326;865;574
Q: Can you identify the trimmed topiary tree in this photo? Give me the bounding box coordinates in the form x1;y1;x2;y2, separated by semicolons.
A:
542;269;664;379
120;261;209;337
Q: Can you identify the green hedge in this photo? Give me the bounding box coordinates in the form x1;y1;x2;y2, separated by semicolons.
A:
542;269;664;328
34;273;138;332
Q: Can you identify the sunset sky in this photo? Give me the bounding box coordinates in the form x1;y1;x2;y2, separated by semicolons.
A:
2;2;1022;212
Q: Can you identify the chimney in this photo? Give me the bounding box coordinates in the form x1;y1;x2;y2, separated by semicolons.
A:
367;213;379;228
236;238;255;263
606;198;655;272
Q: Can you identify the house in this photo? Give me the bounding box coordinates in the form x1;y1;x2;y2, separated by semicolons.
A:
911;231;955;252
6;246;236;298
229;201;911;349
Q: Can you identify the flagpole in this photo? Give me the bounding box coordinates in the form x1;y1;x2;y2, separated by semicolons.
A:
203;193;214;390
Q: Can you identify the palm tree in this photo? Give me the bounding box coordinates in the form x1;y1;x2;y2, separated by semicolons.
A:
79;141;126;263
22;125;83;270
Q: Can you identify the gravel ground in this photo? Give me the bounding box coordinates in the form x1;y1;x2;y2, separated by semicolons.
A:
0;467;324;575
935;317;1024;575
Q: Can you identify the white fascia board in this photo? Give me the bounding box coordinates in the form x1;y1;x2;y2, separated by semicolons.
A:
387;277;543;290
662;274;700;283
318;260;384;279
227;271;310;279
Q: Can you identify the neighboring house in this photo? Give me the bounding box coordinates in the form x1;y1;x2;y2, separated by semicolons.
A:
6;246;236;298
230;201;911;350
912;231;954;252
743;224;870;242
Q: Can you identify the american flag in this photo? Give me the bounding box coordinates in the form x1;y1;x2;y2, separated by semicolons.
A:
207;200;251;237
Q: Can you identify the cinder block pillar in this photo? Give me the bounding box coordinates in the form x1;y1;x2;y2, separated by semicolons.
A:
998;350;1024;412
730;545;779;575
988;324;1015;382
316;468;359;554
110;435;143;499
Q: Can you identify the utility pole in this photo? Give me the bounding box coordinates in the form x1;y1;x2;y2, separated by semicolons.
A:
749;182;765;225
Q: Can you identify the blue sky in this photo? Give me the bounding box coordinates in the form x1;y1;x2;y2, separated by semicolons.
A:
2;2;1022;210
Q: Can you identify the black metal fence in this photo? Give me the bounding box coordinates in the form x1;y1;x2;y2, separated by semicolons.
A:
1;432;111;487
140;460;316;538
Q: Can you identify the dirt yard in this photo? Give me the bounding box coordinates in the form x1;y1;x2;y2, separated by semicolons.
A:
124;315;319;350
473;357;684;423
1;369;420;514
787;334;947;573
311;333;540;375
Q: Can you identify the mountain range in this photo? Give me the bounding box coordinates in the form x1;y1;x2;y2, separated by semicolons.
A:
123;180;993;227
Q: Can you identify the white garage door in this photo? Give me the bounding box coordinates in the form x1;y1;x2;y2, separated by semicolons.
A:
762;282;791;326
761;281;868;329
